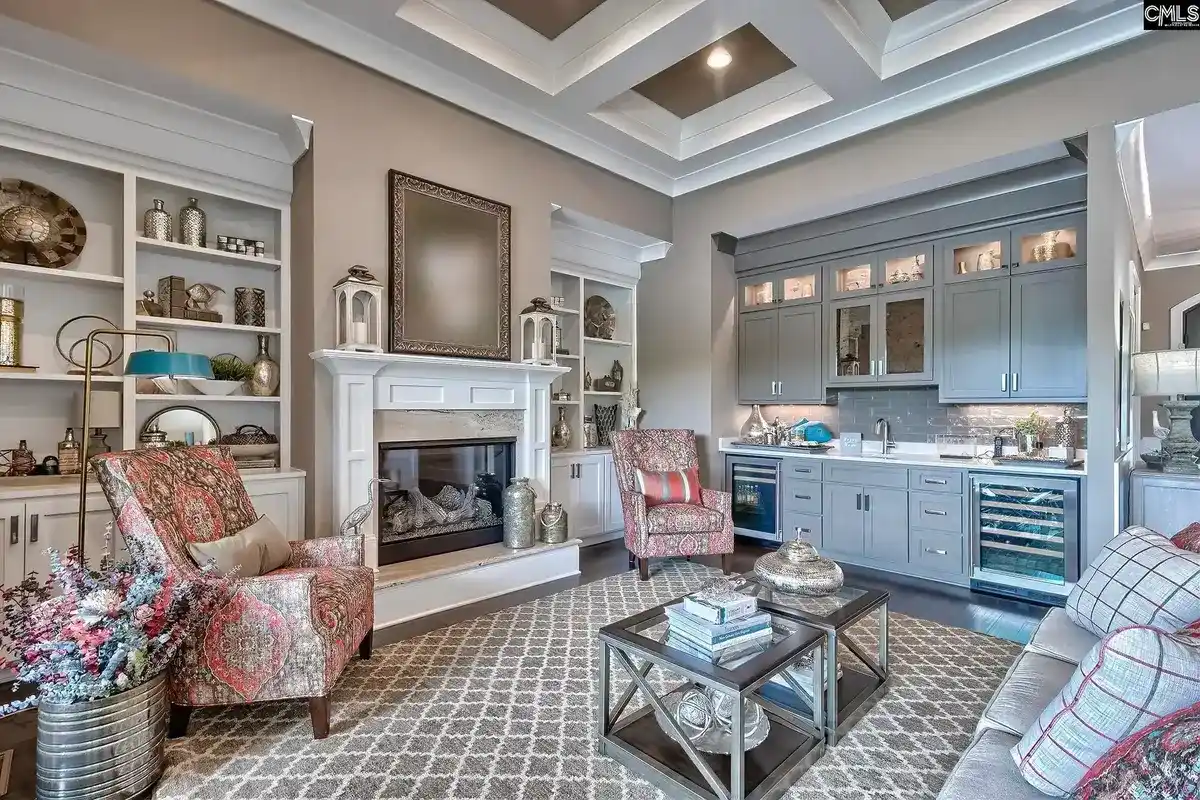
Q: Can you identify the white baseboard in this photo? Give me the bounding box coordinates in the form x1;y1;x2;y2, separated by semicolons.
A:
580;529;624;546
374;541;581;629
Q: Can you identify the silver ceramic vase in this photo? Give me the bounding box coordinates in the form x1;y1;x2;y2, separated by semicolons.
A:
36;672;168;800
502;477;536;549
754;541;844;597
178;197;207;247
248;334;280;397
551;406;572;449
142;199;171;241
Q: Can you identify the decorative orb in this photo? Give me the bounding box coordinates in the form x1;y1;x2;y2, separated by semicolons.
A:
0;204;51;246
675;689;713;739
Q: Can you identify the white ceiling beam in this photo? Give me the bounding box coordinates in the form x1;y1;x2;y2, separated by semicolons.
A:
554;0;749;112
751;0;882;100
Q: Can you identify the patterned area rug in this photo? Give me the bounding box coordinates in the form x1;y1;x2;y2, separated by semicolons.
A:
154;561;1020;799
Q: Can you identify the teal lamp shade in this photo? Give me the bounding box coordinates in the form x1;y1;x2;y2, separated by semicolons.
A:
124;350;213;379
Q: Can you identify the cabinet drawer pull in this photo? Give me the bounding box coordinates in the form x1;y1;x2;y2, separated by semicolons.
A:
923;509;948;516
792;467;812;474
856;493;862;511
8;515;17;545
1012;372;1019;393
923;478;948;485
863;494;871;512
925;547;948;556
1001;372;1007;392
799;528;811;534
794;494;812;500
29;514;38;544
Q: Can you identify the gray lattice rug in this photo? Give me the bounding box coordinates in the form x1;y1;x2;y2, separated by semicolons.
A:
153;561;1019;800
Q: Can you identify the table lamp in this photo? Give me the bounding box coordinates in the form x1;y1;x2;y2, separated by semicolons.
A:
74;388;121;462
77;328;213;553
1132;348;1200;475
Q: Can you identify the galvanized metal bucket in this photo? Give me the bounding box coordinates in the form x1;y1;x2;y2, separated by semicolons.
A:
36;672;168;800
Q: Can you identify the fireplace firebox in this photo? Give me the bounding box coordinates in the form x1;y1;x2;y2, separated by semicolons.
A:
376;437;515;565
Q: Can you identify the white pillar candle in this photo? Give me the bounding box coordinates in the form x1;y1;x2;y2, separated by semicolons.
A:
352;320;368;344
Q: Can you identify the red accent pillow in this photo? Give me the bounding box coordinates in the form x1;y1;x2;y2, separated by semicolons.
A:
633;467;703;507
1073;699;1200;800
1172;522;1200;553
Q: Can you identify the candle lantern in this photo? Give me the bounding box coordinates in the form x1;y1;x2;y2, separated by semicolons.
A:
519;297;558;365
333;265;384;352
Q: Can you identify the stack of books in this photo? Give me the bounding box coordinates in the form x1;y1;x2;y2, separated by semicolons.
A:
664;585;772;662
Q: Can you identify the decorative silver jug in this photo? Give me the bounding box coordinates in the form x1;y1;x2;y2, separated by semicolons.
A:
551;406;572;449
143;199;171;241
248;334;280;397
754;540;844;597
502;477;536;549
178;197;206;247
539;502;568;544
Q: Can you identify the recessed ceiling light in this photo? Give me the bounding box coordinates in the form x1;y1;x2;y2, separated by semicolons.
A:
706;46;732;70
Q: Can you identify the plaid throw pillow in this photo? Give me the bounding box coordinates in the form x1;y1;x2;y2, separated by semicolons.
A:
1066;526;1200;638
634;467;703;508
1172;522;1200;552
1012;625;1200;796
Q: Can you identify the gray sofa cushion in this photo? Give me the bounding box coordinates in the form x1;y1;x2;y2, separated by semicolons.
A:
1025;607;1101;665
976;650;1077;737
936;728;1046;800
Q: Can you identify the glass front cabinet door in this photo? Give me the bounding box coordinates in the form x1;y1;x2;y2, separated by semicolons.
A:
828;299;874;384
738;277;775;311
877;243;933;292
828;255;876;298
878;289;934;383
738;266;821;311
937;227;1010;283
1010;212;1086;273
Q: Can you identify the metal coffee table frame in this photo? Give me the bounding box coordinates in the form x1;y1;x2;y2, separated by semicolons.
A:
738;580;890;745
598;602;828;800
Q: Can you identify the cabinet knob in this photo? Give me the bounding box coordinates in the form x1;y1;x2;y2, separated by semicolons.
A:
8;515;17;546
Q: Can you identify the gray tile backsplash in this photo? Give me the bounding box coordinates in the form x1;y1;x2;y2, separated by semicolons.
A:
759;387;1087;446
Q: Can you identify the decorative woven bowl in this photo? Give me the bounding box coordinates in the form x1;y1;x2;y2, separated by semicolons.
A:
754;541;844;597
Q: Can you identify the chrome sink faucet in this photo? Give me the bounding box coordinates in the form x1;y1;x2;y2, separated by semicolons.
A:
874;418;897;453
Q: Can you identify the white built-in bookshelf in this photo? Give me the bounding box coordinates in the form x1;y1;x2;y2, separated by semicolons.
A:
0;140;292;472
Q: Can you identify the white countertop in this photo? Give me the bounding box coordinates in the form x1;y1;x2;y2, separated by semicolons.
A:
718;438;1086;478
0;467;307;499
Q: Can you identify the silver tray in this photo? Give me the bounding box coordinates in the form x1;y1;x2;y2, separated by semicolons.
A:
654;689;770;754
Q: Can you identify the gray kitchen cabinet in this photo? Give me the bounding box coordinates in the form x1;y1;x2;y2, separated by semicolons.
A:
827;297;874;385
875;242;934;292
827;253;877;299
776;305;823;402
940;278;1010;400
828;290;933;386
823;483;866;556
738;265;821;311
938;226;1012;284
864;487;909;564
1010;267;1087;399
738;305;823;404
1010;212;1087;274
738;309;778;403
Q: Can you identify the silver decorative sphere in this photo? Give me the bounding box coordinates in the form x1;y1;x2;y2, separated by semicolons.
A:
0;204;51;246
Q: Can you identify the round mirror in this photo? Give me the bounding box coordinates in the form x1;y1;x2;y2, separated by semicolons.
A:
141;405;220;447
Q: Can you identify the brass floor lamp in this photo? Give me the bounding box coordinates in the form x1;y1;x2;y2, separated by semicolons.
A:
77;328;212;555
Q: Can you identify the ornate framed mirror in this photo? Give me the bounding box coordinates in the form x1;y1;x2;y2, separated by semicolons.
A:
387;170;511;360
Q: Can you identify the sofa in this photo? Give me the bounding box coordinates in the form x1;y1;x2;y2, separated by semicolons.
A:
936;607;1099;799
938;523;1200;798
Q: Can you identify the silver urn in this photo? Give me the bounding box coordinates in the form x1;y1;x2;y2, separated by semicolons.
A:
502;477;536;548
142;199;172;241
753;540;844;597
178;196;207;247
248;333;280;397
36;672;168;800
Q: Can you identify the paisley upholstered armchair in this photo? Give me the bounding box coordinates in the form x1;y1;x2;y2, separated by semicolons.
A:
610;429;734;580
92;446;374;739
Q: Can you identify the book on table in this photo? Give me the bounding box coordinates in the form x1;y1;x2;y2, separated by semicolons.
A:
681;586;758;625
664;605;771;649
664;630;773;663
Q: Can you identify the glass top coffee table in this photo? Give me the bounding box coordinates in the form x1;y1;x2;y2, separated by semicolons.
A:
598;592;830;800
732;574;890;745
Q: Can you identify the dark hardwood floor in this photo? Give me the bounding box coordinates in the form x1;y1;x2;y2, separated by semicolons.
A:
0;536;1046;798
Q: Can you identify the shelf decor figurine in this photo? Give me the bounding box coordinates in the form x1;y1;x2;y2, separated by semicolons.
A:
0;178;87;269
57;315;122;375
333;265;385;352
620;385;643;431
518;297;558;365
1133;349;1200;475
584;294;616;340
248;334;281;397
178;197;207;247
143;199;172;241
5;439;35;477
136;290;165;317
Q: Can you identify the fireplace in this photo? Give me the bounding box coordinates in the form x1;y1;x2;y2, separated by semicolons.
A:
376;436;515;565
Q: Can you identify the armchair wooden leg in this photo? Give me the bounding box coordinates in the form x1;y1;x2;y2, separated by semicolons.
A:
638;558;649;581
168;704;192;739
309;696;331;740
628;551;636;570
721;553;732;575
685;555;691;561
359;629;373;660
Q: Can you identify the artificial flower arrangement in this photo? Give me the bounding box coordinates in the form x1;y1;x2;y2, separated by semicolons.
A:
0;525;225;713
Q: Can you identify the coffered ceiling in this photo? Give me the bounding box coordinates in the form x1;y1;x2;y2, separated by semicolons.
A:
215;0;1146;196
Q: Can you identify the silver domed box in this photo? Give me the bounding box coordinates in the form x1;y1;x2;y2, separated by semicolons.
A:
753;541;844;597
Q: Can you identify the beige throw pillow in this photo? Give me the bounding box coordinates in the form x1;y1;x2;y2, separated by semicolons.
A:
187;515;291;577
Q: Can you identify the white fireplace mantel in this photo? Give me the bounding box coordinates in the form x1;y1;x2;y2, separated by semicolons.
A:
311;349;569;569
